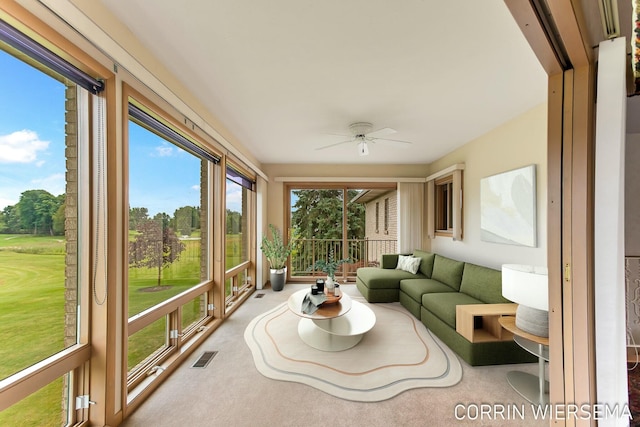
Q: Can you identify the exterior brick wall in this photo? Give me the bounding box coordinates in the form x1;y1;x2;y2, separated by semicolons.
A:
63;83;78;421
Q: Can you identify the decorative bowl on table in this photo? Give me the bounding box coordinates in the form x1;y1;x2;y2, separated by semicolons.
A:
321;292;342;305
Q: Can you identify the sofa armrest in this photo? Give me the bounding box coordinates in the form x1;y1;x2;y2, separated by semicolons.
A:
381;254;399;269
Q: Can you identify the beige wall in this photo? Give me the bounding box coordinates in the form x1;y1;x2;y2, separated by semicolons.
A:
260;164;428;233
428;103;548;269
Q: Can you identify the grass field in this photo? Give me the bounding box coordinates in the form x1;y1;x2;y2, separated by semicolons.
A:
0;235;66;426
0;232;246;426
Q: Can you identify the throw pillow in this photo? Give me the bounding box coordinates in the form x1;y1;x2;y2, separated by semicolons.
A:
396;255;421;274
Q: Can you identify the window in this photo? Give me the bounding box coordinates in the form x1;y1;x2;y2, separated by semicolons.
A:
435;177;454;232
384;198;390;234
427;164;464;240
225;164;255;306
126;97;216;390
287;184;396;279
0;19;102;425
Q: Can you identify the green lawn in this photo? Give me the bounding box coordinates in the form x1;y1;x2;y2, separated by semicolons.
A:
0;235;66;426
0;232;246;425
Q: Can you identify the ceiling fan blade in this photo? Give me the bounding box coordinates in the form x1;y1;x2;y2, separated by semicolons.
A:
368;136;413;145
366;127;397;138
315;139;354;150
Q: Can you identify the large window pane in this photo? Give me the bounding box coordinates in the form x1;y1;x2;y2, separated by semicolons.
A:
0;46;75;375
0;375;68;427
127;119;207;317
290;188;345;277
181;293;207;331
289;186;395;279
128;317;168;372
225;178;248;271
0;46;81;423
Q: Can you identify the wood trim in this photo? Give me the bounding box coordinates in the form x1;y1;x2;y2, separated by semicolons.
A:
545;0;593;67
452;169;463;241
425;163;465;182
0;345;91;411
547;71;566;413
0;1;110;80
128;282;214;335
504;0;563;75
568;64;597;422
426;180;435;239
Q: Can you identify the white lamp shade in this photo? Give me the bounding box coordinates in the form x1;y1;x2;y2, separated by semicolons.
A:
502;264;548;311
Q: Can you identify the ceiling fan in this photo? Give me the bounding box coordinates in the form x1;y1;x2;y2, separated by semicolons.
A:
317;122;413;156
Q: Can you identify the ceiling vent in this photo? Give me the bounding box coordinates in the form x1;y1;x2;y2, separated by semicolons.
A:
598;0;620;39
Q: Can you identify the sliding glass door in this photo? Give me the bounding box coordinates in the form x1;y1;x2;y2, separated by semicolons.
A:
287;183;396;282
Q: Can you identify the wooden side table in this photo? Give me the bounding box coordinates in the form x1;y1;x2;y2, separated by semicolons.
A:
499;316;549;405
455;303;517;342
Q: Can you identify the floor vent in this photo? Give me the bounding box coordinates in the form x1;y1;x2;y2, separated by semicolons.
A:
255;293;265;299
192;351;217;368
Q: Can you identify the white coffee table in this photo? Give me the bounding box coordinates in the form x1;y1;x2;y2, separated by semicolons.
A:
287;289;376;351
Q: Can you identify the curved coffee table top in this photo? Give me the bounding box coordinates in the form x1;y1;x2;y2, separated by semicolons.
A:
287;288;352;320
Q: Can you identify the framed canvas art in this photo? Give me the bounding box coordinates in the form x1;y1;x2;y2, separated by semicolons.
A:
480;165;536;247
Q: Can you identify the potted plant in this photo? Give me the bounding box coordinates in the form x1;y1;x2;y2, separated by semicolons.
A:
308;250;350;291
260;224;295;291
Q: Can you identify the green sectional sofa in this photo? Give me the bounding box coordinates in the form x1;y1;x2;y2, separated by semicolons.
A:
356;250;536;366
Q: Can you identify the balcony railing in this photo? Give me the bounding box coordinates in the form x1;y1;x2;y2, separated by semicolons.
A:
291;238;397;281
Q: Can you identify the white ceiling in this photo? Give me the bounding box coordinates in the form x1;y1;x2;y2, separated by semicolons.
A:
99;0;547;165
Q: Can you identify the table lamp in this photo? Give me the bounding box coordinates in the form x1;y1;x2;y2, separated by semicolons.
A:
502;264;549;337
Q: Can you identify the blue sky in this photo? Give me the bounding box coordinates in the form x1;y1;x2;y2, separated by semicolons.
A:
0;49;241;215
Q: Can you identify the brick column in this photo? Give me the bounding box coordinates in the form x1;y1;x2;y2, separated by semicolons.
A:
62;83;78;421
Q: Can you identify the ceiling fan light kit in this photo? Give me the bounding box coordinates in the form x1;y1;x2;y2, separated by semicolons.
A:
357;140;369;156
316;121;412;156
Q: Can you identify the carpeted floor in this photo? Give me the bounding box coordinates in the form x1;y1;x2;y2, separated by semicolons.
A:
122;284;545;426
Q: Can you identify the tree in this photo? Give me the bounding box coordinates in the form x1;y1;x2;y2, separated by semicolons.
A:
226;209;242;234
0;205;20;233
174;206;198;236
15;189;62;235
128;218;186;286
291;189;365;240
291;189;365;267
129;207;149;231
52;203;65;235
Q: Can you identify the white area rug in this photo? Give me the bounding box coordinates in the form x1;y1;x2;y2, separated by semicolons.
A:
244;296;462;402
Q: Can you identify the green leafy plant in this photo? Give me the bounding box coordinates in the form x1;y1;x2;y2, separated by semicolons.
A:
260;224;295;269
307;250;350;279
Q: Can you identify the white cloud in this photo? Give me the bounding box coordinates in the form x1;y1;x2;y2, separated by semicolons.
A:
0;196;18;211
154;143;174;157
191;184;200;191
226;185;243;212
0;130;50;164
31;173;65;197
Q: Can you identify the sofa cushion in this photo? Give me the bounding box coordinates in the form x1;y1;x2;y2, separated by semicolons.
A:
396;255;421;274
422;292;484;329
381;254;400;269
413;249;435;278
431;255;465;291
357;266;424;289
459;263;510;304
400;278;457;302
